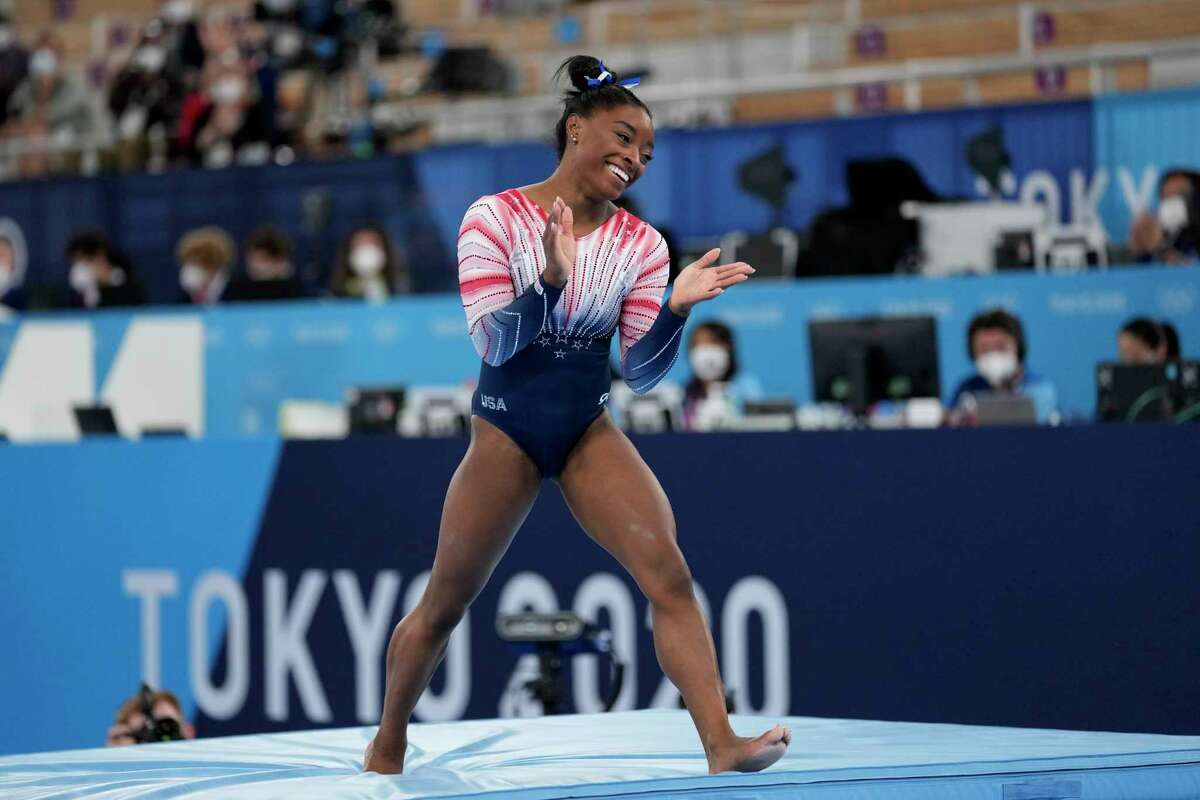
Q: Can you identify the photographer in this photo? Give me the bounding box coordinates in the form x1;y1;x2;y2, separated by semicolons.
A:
105;685;195;747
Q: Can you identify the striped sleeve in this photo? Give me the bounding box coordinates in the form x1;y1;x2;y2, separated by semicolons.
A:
458;195;562;366
618;228;686;394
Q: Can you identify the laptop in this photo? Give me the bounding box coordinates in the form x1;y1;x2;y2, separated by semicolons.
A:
74;406;119;436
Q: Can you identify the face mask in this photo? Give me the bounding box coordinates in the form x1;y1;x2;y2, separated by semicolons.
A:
180;262;208;293
350;244;385;277
690;344;730;382
0;26;14;49
976;350;1019;388
274;28;303;60
162;0;193;24
69;261;96;292
135;45;166;73
211;78;245;105
1159;195;1189;236
30;48;57;76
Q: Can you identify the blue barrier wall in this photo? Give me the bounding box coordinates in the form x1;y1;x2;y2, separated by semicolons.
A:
1094;87;1200;242
4;425;1198;756
2;265;1197;435
3;89;1199;300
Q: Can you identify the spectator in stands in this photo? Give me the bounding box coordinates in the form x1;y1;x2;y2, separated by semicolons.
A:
0;11;28;129
1117;317;1175;365
0;232;24;313
109;20;185;173
329;223;409;300
1129;169;1200;266
177;225;235;304
66;231;146;309
225;225;306;301
160;0;206;78
681;321;763;431
5;31;98;178
106;686;195;747
950;308;1058;424
188;49;273;167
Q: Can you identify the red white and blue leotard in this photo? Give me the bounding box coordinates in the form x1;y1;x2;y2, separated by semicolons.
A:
458;188;686;477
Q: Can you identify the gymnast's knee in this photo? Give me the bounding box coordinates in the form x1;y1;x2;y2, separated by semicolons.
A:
641;553;695;610
407;598;469;642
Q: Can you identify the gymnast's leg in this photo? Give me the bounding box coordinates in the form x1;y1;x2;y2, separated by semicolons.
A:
557;413;791;774
364;416;542;774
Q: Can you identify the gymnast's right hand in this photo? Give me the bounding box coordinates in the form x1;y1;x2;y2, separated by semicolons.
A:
541;196;575;288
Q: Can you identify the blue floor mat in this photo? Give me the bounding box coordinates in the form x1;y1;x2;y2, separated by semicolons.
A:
4;710;1200;799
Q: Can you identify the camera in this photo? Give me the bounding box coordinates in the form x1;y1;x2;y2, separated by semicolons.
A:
130;683;184;744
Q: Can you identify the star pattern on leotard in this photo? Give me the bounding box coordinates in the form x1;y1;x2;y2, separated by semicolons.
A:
537;334;553;347
571;340;584;350
554;350;566;359
554;333;569;344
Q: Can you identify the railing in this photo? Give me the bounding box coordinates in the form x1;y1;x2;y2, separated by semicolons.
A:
419;35;1200;143
3;10;1199;177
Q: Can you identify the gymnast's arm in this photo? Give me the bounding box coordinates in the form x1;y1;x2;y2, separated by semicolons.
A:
621;302;689;395
621;246;754;394
618;231;681;394
458;197;571;366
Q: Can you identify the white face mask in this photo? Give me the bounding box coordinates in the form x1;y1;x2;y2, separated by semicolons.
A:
1159;195;1189;236
30;48;57;76
350;244;386;277
690;344;730;382
976;350;1019;388
180;262;208;293
162;0;194;24
212;77;245;105
69;261;96;292
135;45;166;73
274;28;303;60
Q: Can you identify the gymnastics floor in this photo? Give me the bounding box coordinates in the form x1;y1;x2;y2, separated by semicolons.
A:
5;710;1200;799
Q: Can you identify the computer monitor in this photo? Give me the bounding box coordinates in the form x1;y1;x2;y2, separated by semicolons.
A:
809;315;940;413
347;386;406;435
1095;361;1199;422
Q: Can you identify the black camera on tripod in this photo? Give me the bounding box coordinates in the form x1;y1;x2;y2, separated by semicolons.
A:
496;611;625;715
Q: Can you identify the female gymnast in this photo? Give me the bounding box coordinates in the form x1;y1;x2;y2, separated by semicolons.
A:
364;55;791;776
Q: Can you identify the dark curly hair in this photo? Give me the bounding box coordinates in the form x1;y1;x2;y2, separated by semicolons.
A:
552;55;650;162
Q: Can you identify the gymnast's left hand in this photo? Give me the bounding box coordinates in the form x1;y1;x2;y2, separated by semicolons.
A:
667;248;754;316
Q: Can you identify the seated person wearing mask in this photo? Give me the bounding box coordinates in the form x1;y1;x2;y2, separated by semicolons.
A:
1117;317;1179;364
328;224;409;300
950;308;1058;424
176;226;235;304
0;233;25;314
105;685;195;747
66;230;145;309
224;225;306;301
1129;169;1200;265
682;321;763;431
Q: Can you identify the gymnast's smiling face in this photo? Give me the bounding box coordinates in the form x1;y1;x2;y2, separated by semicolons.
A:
566;105;654;202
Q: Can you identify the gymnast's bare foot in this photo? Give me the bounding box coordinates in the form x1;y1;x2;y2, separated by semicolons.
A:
707;725;792;774
363;735;406;774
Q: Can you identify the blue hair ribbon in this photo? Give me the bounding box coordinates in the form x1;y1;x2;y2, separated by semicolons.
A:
586;61;641;89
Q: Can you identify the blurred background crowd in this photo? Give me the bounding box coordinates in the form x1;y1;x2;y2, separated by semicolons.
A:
0;0;1197;439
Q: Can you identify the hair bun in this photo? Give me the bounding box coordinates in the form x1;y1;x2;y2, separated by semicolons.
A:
561;55;606;93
